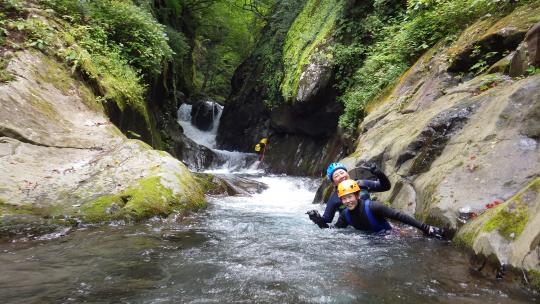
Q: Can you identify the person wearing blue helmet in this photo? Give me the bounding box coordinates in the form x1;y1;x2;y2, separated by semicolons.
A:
307;161;391;228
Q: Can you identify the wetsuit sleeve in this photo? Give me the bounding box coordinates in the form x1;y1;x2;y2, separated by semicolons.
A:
356;169;391;193
321;192;341;223
368;201;428;232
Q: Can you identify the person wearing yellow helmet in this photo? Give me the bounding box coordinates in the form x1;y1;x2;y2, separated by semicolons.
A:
309;179;445;238
254;137;268;162
307;161;391;228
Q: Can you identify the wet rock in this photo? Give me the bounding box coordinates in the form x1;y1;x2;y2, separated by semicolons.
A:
262;132;347;176
387;179;417;216
0;214;73;241
396;102;476;176
312;179;333;205
296;57;333;103
448;5;540;73
215;175;268;196
191;101;220;131
174;132;218;170
0;51;206;234
270;98;342;137
508;42;530;76
195;173;268;196
455;178;540;284
526;21;540;67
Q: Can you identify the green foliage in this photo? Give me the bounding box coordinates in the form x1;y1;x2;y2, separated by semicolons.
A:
165;26;190;61
526;66;540;75
42;0;173;77
191;0;266;101
84;0;173;75
252;0;304;107
337;0;525;130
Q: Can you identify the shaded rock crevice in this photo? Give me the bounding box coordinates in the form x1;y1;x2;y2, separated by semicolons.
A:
396;102;477;176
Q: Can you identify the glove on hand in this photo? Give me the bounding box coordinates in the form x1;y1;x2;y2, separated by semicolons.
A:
306;210;328;229
359;161;381;175
424;225;445;239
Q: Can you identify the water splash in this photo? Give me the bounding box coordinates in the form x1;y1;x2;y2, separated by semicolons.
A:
177;102;262;174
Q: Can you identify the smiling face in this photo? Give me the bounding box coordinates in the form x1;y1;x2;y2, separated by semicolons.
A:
332;169;350;186
341;192;359;210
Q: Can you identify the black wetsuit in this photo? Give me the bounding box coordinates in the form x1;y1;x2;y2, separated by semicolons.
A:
334;199;430;233
321;169;391;224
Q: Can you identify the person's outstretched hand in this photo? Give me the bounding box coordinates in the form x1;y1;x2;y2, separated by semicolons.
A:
359;161;381;175
424;225;446;239
306;210;328;229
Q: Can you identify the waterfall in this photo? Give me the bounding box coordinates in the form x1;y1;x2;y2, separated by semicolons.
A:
177;101;260;173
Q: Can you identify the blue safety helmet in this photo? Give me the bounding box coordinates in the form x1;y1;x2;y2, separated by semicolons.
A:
326;162;347;182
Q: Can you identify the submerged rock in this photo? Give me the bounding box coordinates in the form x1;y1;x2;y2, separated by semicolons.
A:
0;51;206;237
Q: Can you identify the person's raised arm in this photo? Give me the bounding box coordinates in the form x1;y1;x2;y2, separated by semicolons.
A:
357;162;391;192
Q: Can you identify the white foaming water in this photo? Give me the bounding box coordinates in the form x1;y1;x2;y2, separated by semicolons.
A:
213;176;318;215
177;102;262;174
177;102;222;148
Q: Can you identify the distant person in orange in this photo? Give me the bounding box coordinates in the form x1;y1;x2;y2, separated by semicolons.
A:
254;137;268;162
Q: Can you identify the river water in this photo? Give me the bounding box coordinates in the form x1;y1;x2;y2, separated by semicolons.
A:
0;103;536;303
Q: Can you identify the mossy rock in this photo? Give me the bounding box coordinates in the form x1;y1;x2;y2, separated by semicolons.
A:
280;0;344;102
80;175;205;223
193;173;232;196
455;177;540;246
529;270;540;290
448;3;540;73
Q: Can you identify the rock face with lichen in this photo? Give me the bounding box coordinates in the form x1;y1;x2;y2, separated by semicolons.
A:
0;51;206;238
331;5;540;288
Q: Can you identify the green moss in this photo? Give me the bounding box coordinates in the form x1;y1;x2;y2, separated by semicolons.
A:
193;173;219;194
0;201;65;218
529;270;540;291
39;54;73;93
81;176;177;222
0;57;14;83
27;87;63;121
485;1;540;35
456;178;540;246
175;172;206;210
280;0;345;102
454;229;477;248
482;203;529;240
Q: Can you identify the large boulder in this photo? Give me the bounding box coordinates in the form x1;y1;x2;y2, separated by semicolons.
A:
455;178;540;289
191;101;220;131
0;51;206;238
336;6;540;287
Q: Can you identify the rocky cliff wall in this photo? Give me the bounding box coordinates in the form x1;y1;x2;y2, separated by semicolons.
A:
335;4;540;288
217;0;349;176
0;51;206;239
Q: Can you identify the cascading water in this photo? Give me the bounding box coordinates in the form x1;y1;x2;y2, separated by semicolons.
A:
0;103;535;303
177;102;260;173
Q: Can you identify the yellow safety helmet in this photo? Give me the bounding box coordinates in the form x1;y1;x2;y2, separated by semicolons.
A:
337;179;360;198
254;143;261;152
260;138;268;145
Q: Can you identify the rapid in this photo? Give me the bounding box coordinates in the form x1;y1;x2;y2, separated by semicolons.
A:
0;102;536;303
